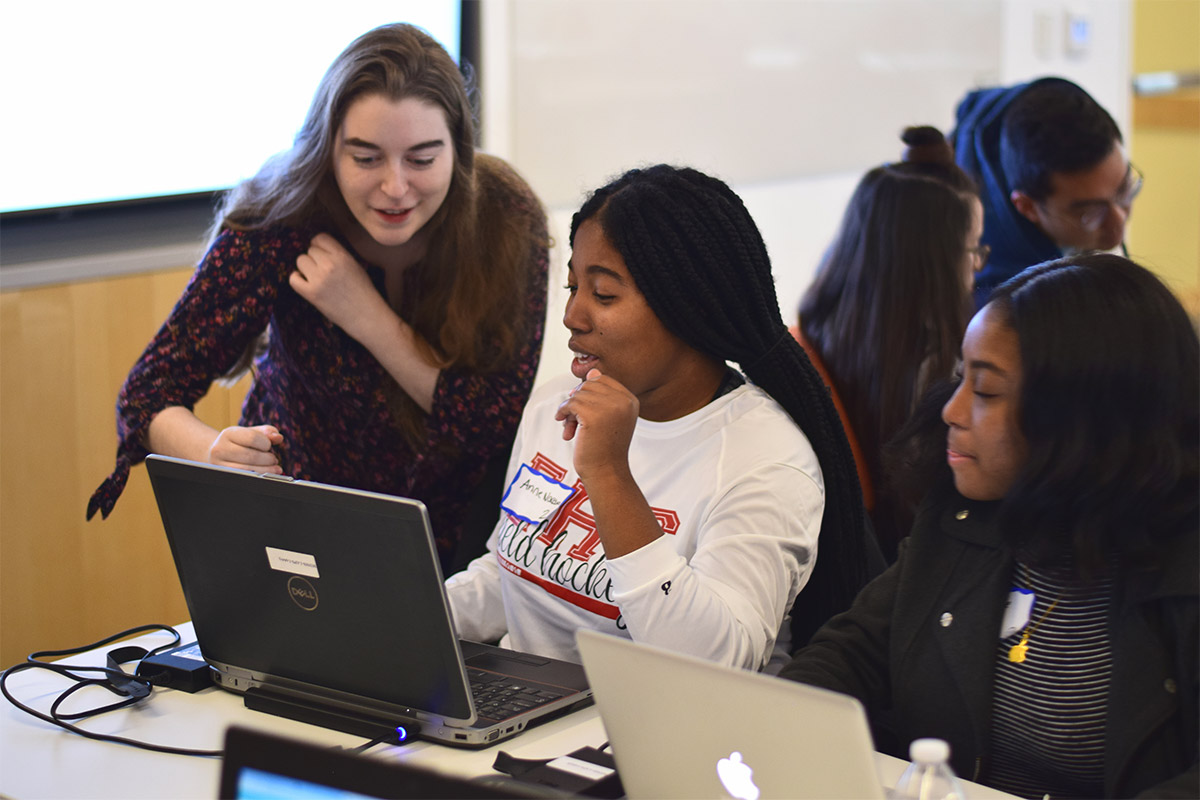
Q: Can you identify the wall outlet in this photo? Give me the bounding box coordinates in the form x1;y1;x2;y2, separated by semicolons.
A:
1064;7;1092;58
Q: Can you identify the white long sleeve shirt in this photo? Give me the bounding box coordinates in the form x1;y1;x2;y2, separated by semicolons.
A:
445;374;823;670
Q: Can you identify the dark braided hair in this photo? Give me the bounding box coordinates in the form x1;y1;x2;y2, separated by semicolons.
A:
569;164;883;648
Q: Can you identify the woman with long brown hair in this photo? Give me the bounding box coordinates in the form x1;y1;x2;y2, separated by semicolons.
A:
796;126;981;559
89;24;549;571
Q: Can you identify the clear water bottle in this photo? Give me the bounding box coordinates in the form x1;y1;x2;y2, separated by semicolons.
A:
894;738;967;800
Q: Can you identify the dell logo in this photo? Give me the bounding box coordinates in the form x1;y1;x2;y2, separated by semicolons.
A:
286;575;319;611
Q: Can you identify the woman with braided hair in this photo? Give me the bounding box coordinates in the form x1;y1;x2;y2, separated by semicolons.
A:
446;165;883;670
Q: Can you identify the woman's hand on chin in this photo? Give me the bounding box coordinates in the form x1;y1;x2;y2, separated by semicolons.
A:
554;369;639;483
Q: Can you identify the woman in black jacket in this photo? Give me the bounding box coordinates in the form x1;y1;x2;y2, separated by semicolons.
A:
780;253;1198;799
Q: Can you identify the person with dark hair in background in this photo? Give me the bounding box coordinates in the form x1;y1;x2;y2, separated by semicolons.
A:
446;165;884;669
780;253;1198;799
88;24;549;572
953;77;1140;306
795;126;982;561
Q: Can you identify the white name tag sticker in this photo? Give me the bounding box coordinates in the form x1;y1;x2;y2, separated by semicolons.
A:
500;464;576;525
1000;587;1035;638
547;755;615;781
265;546;320;579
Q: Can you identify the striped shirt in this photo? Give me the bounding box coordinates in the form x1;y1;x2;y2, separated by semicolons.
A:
987;562;1113;799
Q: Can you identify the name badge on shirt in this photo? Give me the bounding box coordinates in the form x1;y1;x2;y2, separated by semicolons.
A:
999;587;1035;639
499;463;577;525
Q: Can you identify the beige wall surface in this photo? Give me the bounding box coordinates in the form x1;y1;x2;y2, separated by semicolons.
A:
0;268;248;668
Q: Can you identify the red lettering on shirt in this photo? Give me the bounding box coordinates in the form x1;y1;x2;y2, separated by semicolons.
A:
568;504;679;561
530;452;568;483
653;509;681;536
498;555;620;620
537;478;594;550
526;453;680;562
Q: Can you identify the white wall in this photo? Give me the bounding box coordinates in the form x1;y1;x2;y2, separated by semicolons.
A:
494;0;1001;207
998;0;1131;134
480;0;1132;389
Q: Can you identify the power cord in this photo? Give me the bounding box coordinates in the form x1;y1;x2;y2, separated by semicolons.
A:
0;623;222;757
340;732;398;754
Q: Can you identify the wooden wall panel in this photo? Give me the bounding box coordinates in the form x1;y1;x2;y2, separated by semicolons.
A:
1129;0;1200;300
0;268;250;667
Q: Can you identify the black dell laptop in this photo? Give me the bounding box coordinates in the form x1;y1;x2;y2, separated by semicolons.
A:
146;455;591;748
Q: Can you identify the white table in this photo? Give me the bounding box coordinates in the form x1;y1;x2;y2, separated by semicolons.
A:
0;623;1012;799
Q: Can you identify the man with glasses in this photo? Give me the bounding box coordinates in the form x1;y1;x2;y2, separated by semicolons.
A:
952;77;1138;307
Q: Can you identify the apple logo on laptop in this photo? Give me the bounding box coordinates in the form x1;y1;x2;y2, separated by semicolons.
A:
717;751;760;800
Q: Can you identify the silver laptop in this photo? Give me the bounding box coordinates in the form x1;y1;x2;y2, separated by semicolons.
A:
145;454;591;748
576;630;885;799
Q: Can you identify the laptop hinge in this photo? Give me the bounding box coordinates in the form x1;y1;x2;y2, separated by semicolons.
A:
243;687;420;744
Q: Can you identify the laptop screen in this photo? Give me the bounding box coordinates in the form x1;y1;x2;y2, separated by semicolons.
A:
146;456;473;722
233;766;379;800
576;630;886;800
148;456;591;749
220;726;532;799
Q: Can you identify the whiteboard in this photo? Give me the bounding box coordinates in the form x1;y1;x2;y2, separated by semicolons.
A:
506;0;1003;208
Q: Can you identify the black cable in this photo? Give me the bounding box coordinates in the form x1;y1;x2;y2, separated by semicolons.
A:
5;623;390;758
26;623;181;663
1;623;223;757
341;732;397;754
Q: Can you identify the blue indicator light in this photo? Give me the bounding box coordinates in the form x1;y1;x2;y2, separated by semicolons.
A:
395;725;409;742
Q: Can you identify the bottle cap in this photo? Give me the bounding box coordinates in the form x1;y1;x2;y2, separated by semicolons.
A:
909;738;950;763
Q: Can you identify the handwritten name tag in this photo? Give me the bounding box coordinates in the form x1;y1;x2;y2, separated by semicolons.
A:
500;463;576;525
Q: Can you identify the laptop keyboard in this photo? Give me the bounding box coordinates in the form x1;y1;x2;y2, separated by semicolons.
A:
467;668;566;721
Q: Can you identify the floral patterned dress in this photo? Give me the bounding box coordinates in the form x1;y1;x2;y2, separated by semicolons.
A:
89;174;548;569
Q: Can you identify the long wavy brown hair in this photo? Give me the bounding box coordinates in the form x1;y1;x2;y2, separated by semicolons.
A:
800;126;977;556
214;23;546;442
